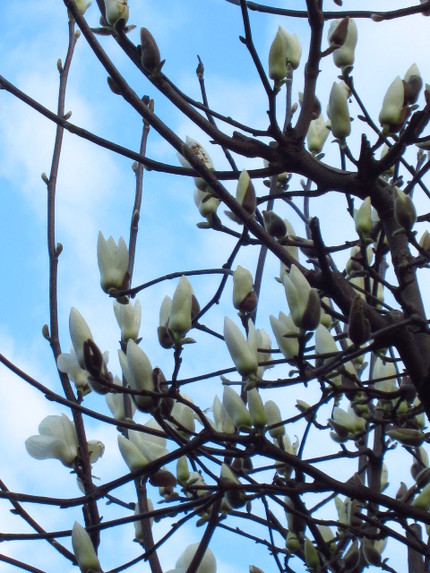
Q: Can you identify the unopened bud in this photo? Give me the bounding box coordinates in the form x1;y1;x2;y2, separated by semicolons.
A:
140;28;161;72
395;187;416;231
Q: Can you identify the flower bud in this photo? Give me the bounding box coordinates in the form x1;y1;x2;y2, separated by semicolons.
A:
281;28;302;70
347;295;371;345
264;400;285;439
262;210;287;237
306;113;330;154
104;0;129;26
270;312;300;360
304;538;320;570
404;63;422;105
106;386;136;420
168;276;194;339
97;232;129;293
57;348;91;395
224;317;258;377
269;27;287;82
386;427;424;447
194;187;220;219
354;197;372;238
69;307;94;369
114;299;141;342
329;18;358;71
74;0;92;15
212;395;235;433
247;388;267;428
329;405;366;440
172;543;216;573
412;482;430;510
176;456;190;486
170;398;195;437
72;522;101;573
177;136;214;190
236;170;256;215
419;230;430;255
327;82;351;139
283;265;321;330
221;463;246;508
140;28;161;71
118;434;148;471
222;386;252;431
134;498;154;544
395;187;416;231
123;340;156;412
379;76;406;133
285;531;300;553
233;265;257;312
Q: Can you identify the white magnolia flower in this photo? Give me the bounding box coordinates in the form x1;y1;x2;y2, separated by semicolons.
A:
57;348;90;394
167;543;216;573
25;414;79;467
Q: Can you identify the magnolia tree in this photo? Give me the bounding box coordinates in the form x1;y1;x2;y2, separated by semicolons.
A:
3;0;430;572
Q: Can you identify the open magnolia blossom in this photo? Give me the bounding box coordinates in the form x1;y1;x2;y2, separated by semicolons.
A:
25;414;79;467
118;419;168;471
166;543;216;573
25;415;104;468
57;347;90;395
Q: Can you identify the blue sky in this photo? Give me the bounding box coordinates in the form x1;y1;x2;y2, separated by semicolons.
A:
1;1;430;572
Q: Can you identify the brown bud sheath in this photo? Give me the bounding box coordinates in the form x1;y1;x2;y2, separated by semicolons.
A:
348;295;371;345
140;28;161;71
